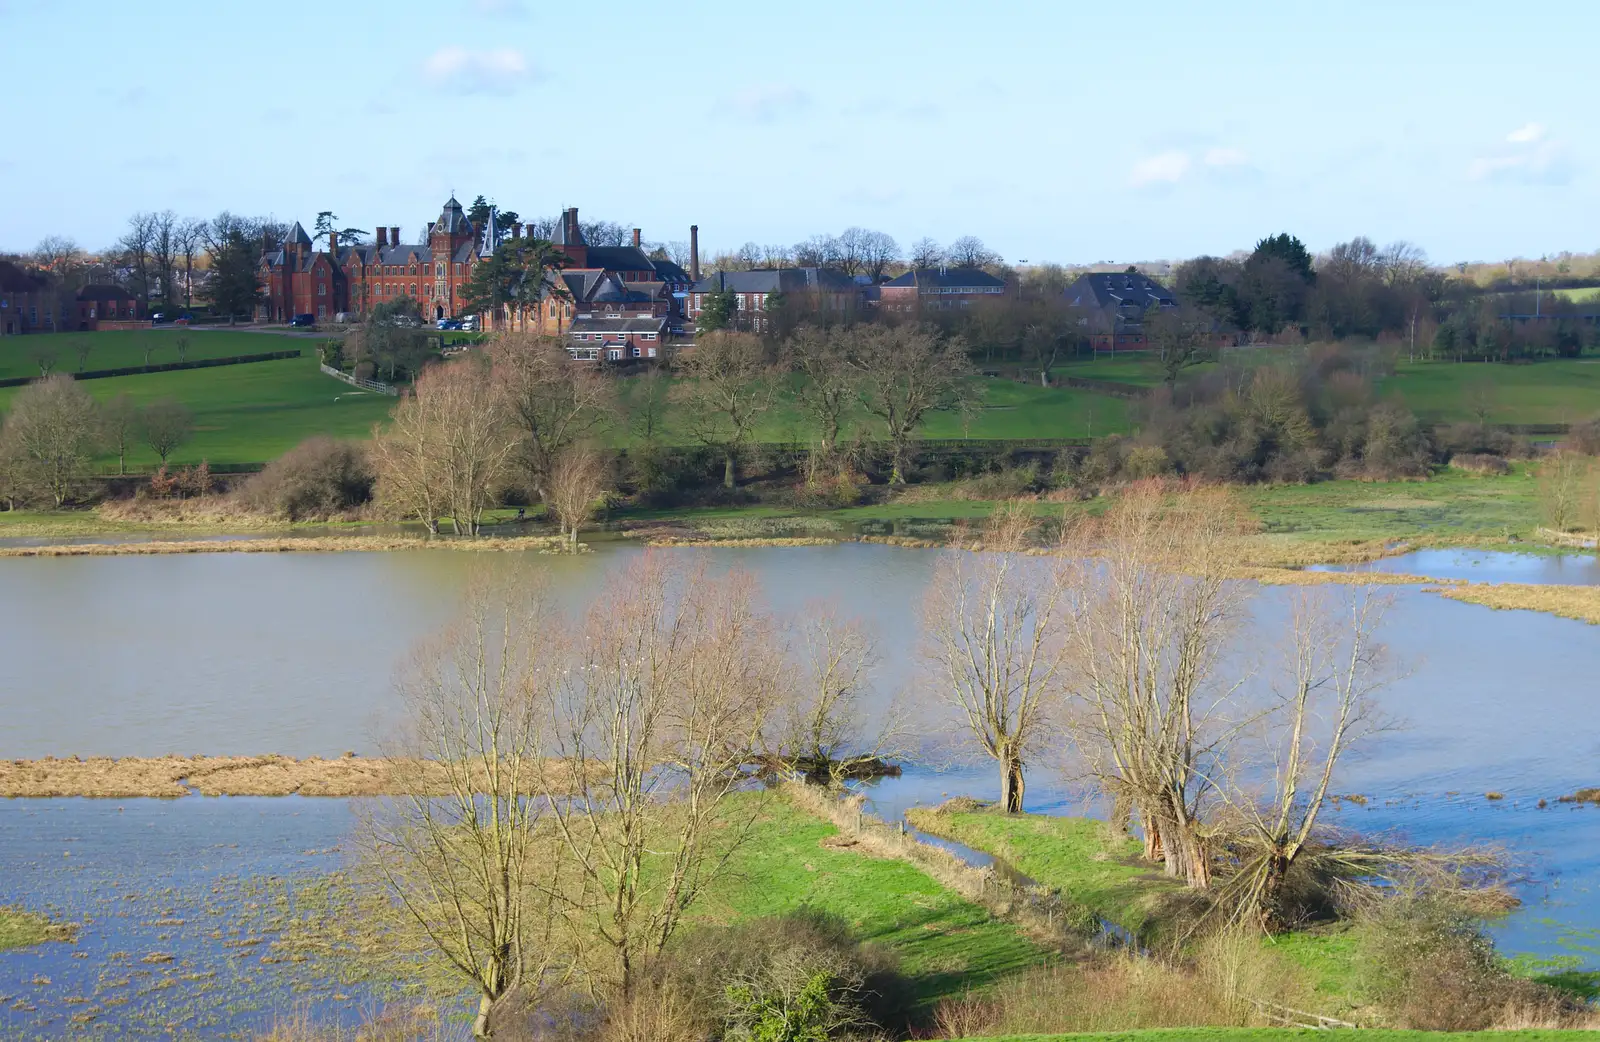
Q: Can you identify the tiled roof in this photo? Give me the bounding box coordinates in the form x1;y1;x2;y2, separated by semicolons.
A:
1066;272;1176;310
882;267;1005;290
568;316;666;334
690;267;858;294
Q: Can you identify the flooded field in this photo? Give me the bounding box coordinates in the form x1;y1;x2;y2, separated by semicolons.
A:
2;544;1599;1036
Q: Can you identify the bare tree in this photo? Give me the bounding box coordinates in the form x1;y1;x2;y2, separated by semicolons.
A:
1539;451;1589;533
31;235;85;274
1059;483;1248;887
100;394;139;476
545;445;607;551
788;325;854;469
539;555;783;996
29;343;58;376
793;233;842;270
772;607;887;783
486;332;615;503
118;212;158;302
671;330;778;487
73;340;93;373
0;374;101;507
947;236;999;268
857;230;899;282
149;210;179;304
1144;308;1215;386
174;217;207;309
627;366;672;449
923;504;1067;813
1218;586;1392;930
142;398;194;464
909;237;945;270
367;576;564;1038
372;359;516;535
849;323;974;484
174;334;190;364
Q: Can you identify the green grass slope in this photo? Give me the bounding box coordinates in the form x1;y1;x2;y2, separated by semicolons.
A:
1379;359;1600;426
0;328;314;381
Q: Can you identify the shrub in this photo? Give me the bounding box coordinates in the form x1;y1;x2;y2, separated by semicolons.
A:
1355;895;1579;1030
1567;416;1600;456
239;437;375;520
1448;453;1511;476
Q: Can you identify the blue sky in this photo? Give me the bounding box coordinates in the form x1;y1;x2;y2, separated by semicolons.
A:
1;0;1594;266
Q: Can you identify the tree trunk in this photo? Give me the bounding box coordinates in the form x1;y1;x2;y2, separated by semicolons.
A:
723;450;736;488
999;751;1025;814
1259;849;1291;932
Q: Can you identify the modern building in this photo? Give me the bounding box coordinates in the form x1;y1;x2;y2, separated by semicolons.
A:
259;196;482;324
686;267;861;333
1063;271;1178;350
878;267;1007;312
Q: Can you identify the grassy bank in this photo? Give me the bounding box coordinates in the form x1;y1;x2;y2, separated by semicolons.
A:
0;328;302;382
1434;583;1600;625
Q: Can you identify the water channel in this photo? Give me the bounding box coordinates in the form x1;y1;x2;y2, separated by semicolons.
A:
2;542;1598;1038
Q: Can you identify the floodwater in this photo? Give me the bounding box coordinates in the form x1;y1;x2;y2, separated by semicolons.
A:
1313;547;1600;586
2;544;1599;1036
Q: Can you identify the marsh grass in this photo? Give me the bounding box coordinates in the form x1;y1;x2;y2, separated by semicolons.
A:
1431;583;1600;625
0;534;568;558
0;905;75;950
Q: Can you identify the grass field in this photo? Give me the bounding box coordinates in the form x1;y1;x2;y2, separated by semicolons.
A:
1241;465;1541;543
1379;359;1600;426
0;337;393;468
698;795;1043;1007
1555;287;1600;304
0;327;315;382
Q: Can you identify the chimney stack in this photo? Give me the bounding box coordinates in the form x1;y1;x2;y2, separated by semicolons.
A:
376;227;388;248
632;227;641;248
391;226;401;246
565;207;580;242
512;222;523;240
262;229;273;255
690;225;700;281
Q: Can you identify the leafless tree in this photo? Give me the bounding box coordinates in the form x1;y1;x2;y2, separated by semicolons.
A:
923;504;1067;813
909;237;945;270
383;359;517;535
793;233;843;270
118;211;158;301
29;343;58;376
849;323;975;484
149;210;179;304
1217;586;1393;930
0;374;101;506
142;398;193;464
788;325;854;469
627;366;672;450
100;394;139;476
486;333;615;504
1058;483;1249;888
856;230;899;282
671;330;778;487
1539;451;1589;532
31;235;85;274
539;554;783;996
772;607;890;783
580;219;632;247
947;236;999;269
545;445;607;551
366;576;565;1038
72;340;93;373
174;217;207;308
1144;309;1216;386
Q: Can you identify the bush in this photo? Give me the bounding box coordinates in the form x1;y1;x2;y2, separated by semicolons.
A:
1355;895;1579;1030
1448;452;1511;476
239;437;375;520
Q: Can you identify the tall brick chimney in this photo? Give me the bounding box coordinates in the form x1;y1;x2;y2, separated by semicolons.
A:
390;226;400;246
690;225;700;281
512;222;523;240
632;228;641;248
376;227;387;248
565;207;579;243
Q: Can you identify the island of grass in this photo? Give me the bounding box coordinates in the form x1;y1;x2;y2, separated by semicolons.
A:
0;905;73;950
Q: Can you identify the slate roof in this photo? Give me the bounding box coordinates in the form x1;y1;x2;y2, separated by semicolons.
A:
0;260;47;292
586;245;657;274
690;267;858;294
285;221;312;246
1065;272;1176;310
882;267;1005;290
433;197;473;236
650;258;692;284
77;284;137;301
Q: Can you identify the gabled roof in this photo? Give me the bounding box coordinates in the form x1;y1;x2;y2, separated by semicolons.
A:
882;267;1006;290
1065;272;1176;310
586;245;656;273
285;221;312;246
651;258;692;283
77;284;135;301
0;260;48;292
568;316;666;335
433;197;474;237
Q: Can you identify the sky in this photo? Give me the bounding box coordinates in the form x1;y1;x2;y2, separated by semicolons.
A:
1;0;1595;267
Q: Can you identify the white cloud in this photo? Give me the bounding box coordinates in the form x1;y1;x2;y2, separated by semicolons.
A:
1202;146;1249;168
1468;123;1571;185
1130;150;1191;186
422;46;534;94
726;84;811;123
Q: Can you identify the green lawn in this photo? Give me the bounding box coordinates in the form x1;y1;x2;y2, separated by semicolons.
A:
1554;287;1600;304
1378;359;1600;426
615;372;1132;448
0;328;320;382
0;345;393;468
700;795;1043;1006
1242;466;1542;543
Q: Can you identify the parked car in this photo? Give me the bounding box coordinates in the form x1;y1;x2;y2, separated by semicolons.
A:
436;318;464;330
460;315;480;331
290;314;316;327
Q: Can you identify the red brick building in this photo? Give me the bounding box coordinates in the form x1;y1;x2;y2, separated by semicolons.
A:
1063;271;1177;350
74;285;146;330
687;267;861;333
259;196;481;324
879;267;1007;312
0;261;50;336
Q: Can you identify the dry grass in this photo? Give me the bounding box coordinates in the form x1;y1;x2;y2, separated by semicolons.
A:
0;534;568;558
642;536;842;548
1230;567;1458;587
1430;582;1600;625
0;754;576;798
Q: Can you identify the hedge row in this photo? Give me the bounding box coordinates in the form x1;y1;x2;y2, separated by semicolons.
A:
0;349;303;388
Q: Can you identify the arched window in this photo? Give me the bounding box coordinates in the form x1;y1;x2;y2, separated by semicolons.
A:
410;284;417;296
435;263;444;277
409;265;417;275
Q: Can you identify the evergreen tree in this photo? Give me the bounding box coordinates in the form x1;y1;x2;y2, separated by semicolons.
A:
207;230;263;324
